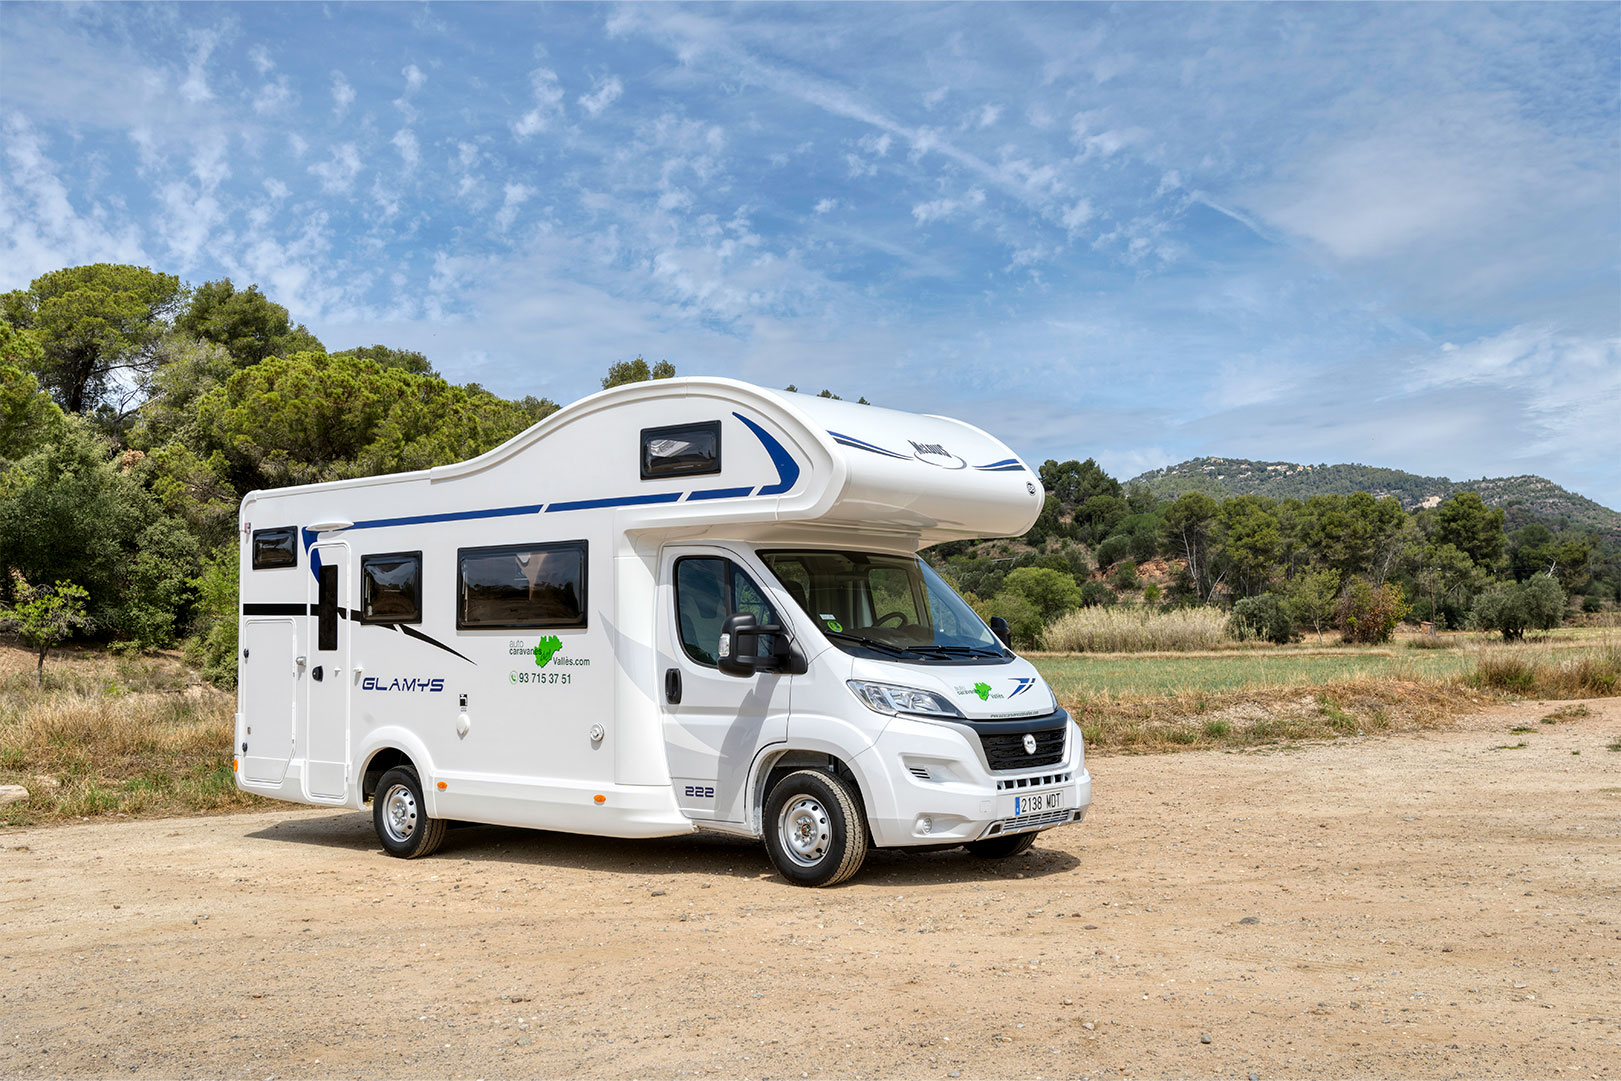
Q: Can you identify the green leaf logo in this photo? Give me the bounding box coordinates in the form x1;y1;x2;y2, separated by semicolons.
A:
534;636;563;668
826;619;843;633
973;682;991;701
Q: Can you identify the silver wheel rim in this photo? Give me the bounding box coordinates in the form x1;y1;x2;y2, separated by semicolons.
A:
382;782;418;844
777;794;832;867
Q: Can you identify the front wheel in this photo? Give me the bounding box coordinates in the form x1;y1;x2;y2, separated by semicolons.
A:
964;831;1038;859
373;766;447;859
762;770;868;887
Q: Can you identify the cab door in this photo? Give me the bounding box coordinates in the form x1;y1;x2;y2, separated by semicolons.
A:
657;546;790;824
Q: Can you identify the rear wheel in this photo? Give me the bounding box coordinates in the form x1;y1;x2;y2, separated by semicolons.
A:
373;766;447;859
763;769;868;887
965;831;1038;859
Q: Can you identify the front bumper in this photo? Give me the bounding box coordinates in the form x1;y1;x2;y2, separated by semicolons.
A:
856;710;1092;848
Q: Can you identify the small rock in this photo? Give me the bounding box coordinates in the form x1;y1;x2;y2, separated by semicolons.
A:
1200;1034;1212;1044
1083;924;1098;930
0;785;29;806
1250;1074;1260;1081
1238;916;1260;925
516;1036;531;1047
32;775;59;790
651;889;667;897
1082;1021;1094;1031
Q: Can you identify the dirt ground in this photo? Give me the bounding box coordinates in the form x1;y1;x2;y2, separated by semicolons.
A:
2;699;1618;1080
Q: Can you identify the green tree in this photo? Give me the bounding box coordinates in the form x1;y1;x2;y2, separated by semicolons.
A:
1000;566;1083;625
1230;592;1295;644
175;278;324;367
1295;492;1406;580
0;573;92;684
1434;491;1505;570
1335;577;1409;644
602;357;676;389
1286;567;1341;643
1470;576;1566;641
333;343;432;376
1413;542;1477;624
1164;491;1219;598
1218;495;1283;596
1;264;185;413
0;363;68;460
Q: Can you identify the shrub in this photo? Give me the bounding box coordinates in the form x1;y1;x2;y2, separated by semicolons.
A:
1111;562;1140;589
1078;580;1116;608
1143;582;1162;605
1336;578;1409;644
1042;605;1229;652
1094;533;1131;568
1229;592;1296;644
1002;566;1082;623
1471;576;1566;641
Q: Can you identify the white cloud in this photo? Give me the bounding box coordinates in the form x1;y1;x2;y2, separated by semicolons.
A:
858;132;891;157
496;183;534;231
392;129;420;171
249;45;274;75
922;86;948;109
813;198;837;214
263;178;290;201
403;64;427;93
579;75;624;116
974;103;1002;128
178;27;220;104
911;198;958;224
513;68;565;138
1061;199;1094;231
332;72;356;117
287;132;308;159
254;76;294;115
308;143;362;193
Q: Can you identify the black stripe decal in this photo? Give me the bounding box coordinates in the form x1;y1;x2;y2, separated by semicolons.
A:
242;602;309;616
397;623;476;665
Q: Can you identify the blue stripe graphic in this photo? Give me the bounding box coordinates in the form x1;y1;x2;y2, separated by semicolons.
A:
687;486;755;501
736;412;801;494
827;431;910;459
546;492;683;513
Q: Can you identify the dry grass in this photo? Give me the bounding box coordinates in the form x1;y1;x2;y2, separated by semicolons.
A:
1042;605;1229;652
1471;640;1620;698
0;643;263;825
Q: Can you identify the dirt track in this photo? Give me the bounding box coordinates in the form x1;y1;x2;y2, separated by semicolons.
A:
3;699;1618;1080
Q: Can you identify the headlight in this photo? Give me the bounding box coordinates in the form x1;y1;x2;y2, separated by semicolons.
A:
847;680;964;718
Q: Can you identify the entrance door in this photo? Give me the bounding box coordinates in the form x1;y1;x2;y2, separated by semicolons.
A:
658;547;791;824
240;619;297;783
304;541;350;799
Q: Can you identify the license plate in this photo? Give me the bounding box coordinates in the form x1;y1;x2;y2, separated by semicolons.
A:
1014;790;1064;816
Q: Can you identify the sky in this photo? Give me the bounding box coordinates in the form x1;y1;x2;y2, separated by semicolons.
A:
2;2;1618;506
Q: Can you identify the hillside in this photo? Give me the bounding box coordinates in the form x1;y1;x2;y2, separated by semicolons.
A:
1128;458;1621;540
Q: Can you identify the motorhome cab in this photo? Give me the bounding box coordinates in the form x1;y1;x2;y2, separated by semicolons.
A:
235;378;1090;886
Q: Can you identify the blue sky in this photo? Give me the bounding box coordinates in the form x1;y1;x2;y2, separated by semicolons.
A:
3;3;1618;506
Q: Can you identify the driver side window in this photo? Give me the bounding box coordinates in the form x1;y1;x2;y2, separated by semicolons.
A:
675;558;779;666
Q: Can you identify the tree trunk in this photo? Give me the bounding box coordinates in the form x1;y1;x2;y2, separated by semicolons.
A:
36;645;47;686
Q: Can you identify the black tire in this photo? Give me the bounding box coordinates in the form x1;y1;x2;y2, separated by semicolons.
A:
965;831;1038;859
372;766;447;859
762;769;868;887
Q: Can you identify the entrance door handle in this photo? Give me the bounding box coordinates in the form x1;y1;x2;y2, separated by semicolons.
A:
311;665;324;682
664;668;682;705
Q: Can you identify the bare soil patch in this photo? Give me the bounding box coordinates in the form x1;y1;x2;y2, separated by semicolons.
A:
3;698;1618;1079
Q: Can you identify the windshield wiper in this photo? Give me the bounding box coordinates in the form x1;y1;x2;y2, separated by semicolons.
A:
824;631;921;657
907;644;1008;658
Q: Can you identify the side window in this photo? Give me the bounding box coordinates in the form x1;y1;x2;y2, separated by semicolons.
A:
675;558;780;666
361;552;422;624
252;527;298;569
641;421;721;479
458;542;587;629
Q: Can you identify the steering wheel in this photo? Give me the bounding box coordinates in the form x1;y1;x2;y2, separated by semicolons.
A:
873;610;908;628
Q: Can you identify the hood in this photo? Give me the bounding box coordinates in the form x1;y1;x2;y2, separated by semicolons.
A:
849;654;1057;720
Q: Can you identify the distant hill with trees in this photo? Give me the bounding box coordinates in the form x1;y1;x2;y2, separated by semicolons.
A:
1129;458;1620;542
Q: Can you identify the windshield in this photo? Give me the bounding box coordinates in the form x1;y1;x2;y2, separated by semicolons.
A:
759;549;1007;662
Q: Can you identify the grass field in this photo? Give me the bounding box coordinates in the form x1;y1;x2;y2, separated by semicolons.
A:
0;627;1616;824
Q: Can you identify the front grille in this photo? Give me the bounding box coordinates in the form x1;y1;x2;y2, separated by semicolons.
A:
985;808;1075;836
979;727;1066;771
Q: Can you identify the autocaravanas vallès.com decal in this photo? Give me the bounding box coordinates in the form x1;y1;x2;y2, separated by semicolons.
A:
956;677;1040;702
507;637;591;686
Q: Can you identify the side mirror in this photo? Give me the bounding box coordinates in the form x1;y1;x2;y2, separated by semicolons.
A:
989;616;1012;648
718;611;799;677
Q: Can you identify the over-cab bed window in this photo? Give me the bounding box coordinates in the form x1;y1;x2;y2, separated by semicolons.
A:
361;552;422;624
457;542;587;629
641;421;721;479
251;527;298;569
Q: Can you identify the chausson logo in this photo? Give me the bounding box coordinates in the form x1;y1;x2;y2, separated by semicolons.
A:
908;440;966;470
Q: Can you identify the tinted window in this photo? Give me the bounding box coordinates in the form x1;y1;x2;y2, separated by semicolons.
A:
317;565;338;651
252;527;298;569
675;557;778;666
361;552;422;624
458;542;587;629
641;421;721;479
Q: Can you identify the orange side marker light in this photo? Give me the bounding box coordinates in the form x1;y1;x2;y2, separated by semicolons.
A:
593;794;606;804
437;781;447;790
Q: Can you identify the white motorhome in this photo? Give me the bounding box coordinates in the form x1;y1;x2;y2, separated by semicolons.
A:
235;378;1090;886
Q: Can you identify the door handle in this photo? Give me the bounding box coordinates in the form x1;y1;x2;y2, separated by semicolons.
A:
664;668;682;705
311;665;324;682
